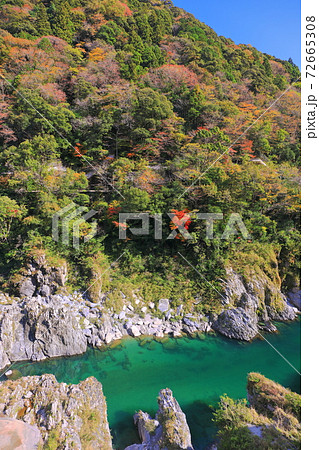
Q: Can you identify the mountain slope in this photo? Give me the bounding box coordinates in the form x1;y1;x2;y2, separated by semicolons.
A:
0;0;300;317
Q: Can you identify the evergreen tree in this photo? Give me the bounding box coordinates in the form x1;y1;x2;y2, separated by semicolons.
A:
49;0;74;43
35;3;52;36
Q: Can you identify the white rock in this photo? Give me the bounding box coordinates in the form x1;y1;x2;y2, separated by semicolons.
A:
128;325;141;337
154;330;164;338
105;333;114;344
158;299;170;312
176;305;183;315
149;302;155;309
141;306;147;313
24;391;33;399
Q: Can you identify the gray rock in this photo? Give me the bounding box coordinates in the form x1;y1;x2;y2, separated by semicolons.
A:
267;303;296;321
127;388;193;450
39;284;51;297
247;424;264;437
19;278;36;298
212;307;258;341
127;325;141;337
176;305;183;315
158;299;170;312
0;298;87;369
287;289;301;310
33;303;88;358
0;341;10;370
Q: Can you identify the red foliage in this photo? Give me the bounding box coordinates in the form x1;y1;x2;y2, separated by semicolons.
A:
72;143;87;158
76;57;120;90
0;100;16;144
107;205;121;218
112;221;128;229
118;1;133;16
38;83;67;104
170;209;191;239
238;139;255;157
144;64;199;92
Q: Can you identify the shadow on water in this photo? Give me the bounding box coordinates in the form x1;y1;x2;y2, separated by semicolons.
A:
110;410;141;449
183;401;218;450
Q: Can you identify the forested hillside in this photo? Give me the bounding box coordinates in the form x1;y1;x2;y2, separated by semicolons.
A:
0;0;300;312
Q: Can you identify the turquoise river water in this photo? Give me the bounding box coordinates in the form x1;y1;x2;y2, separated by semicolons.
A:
13;319;300;449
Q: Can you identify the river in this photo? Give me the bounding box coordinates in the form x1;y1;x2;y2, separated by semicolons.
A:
13;319;301;449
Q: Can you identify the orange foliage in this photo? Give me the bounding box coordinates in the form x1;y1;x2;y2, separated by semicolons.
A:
88;47;106;62
73;144;87;158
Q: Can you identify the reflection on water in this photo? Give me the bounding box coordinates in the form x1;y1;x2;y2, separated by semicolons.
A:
14;320;300;450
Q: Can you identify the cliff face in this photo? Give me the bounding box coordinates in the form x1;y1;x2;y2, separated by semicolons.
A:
0;296;88;370
126;388;193;450
0;374;113;449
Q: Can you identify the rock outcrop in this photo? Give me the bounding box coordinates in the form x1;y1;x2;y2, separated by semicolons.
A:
211;268;297;341
0;374;112;449
215;372;301;449
125;388;193;450
11;251;68;298
0;296;88;369
211;307;258;341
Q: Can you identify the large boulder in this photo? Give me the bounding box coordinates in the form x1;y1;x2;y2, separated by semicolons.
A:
158;299;170;313
212;307;258;341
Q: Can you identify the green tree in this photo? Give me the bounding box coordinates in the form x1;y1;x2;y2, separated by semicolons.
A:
35;3;52;36
0;196;25;242
0;36;9;64
186;85;206;129
50;0;74;43
133;88;174;135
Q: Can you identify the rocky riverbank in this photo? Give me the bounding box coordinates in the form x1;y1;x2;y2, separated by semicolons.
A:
0;268;299;371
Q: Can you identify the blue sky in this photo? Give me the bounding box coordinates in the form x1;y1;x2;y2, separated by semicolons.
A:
173;0;301;67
